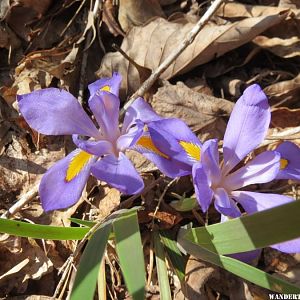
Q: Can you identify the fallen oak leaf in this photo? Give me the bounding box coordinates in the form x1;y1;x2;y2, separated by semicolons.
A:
151;81;234;140
216;2;299;18
98;13;287;96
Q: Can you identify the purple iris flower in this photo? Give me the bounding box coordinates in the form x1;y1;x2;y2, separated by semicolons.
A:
148;84;300;254
17;73;173;212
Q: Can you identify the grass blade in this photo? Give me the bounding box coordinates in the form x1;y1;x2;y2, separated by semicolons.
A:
0;208;140;240
70;218;96;228
184;200;300;255
113;210;145;300
97;258;107;300
70;223;112;300
153;231;172;300
159;230;186;282
178;231;300;293
0;218;88;240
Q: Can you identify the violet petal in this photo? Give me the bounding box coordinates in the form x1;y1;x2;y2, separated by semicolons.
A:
18;88;100;138
224;151;280;190
192;162;214;213
40;149;96;212
223;84;270;174
91;152;144;195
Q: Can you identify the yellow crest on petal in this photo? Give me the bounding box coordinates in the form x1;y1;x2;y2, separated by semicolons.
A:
280;158;289;170
101;85;111;92
179;141;201;161
65;150;93;182
136;135;169;159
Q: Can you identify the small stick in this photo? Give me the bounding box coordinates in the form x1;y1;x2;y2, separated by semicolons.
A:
151;177;177;227
120;0;225;116
78;0;100;105
1;184;39;219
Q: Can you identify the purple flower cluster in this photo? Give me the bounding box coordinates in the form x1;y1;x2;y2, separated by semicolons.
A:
18;73;164;211
147;84;300;254
18;74;300;254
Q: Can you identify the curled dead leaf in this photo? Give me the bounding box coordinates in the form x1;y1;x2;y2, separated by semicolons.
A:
271;107;300;128
0;237;53;295
98;13;287;96
264;73;300;106
217;2;298;18
151;82;234;140
175;258;219;300
118;0;165;32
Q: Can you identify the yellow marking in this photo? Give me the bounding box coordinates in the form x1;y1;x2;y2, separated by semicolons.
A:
179;141;201;161
66;151;93;182
280;158;289;170
136;135;169;159
101;85;111;92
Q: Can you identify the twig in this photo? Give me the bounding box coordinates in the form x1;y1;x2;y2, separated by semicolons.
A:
1;184;39;219
151;177;178;228
60;0;87;37
78;0;100;105
120;0;225;116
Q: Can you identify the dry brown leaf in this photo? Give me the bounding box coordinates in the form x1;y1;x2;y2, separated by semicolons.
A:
126;149;158;173
0;237;53;296
0;0;10;19
264;73;300;105
253;35;300;58
217;2;298;18
252;17;300;58
92;185;121;220
118;0;165;32
217;2;300;58
271;107;300;128
0;134;65;206
0;46;81;108
0;234;22;253
184;77;213;95
150;82;234;140
279;0;300;8
5;0;53;41
175;258;219;300
98;13;287;96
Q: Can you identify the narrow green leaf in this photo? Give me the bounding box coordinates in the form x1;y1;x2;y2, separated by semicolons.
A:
169;198;198;212
153;231;172;300
70;218;96;228
97;258;106;300
113;211;145;300
70;223;112;300
159;231;186;282
184;200;300;255
178;232;300;293
0;208;140;241
0;218;88;240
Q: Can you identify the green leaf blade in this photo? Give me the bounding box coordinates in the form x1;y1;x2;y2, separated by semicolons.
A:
154;231;172;300
113;211;145;300
70;223;112;300
160;230;186;282
0;218;88;240
178;233;300;294
184;200;300;255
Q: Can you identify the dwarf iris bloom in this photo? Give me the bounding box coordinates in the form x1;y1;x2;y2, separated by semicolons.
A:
17;73;176;212
147;84;300;253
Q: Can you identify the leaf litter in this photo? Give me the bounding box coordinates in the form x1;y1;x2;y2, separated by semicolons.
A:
0;0;300;299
